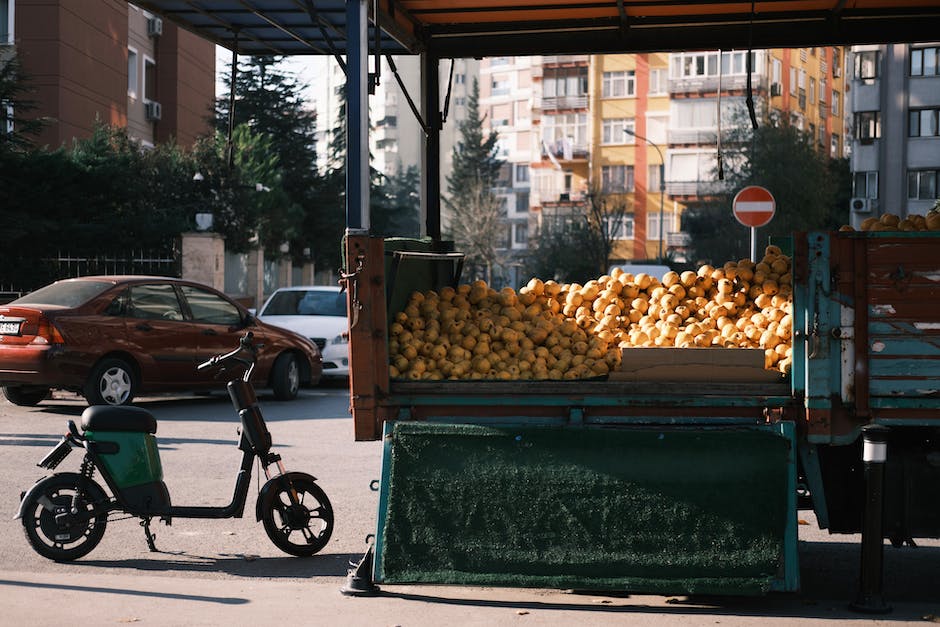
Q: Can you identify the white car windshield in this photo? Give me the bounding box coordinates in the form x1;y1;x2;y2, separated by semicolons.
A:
262;290;346;317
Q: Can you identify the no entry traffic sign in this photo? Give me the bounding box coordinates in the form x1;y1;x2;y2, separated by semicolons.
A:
733;186;776;228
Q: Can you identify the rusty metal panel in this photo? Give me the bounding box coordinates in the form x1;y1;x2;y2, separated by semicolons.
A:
863;236;940;409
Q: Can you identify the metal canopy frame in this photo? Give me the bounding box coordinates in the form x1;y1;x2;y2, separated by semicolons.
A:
136;1;940;58
134;0;940;236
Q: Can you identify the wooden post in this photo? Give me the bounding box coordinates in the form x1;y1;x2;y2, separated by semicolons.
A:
345;234;390;441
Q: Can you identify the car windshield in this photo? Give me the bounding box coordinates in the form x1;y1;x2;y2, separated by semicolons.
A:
12;280;113;307
262;290;346;317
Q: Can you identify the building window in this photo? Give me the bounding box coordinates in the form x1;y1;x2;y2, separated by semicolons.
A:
907;170;938;200
909;108;940;137
855;111;881;141
673;99;719;129
601;165;635;193
670;51;761;79
454;73;465;84
602;70;636;98
143;56;157;101
604;215;634;240
515;191;529;212
647;212;676;238
601;118;634;144
809;77;816;104
831;90;840;116
514;164;529;185
127;48;139;98
818;78;826;102
0;0;12;44
830;133;840;158
513;221;528;245
854;50;879;80
543;67;588;98
648;164;662;191
542;113;588;154
910;46;939;77
491;77;511;96
2;101;12;135
789;67;797;95
648;69;666;95
854;171;878;199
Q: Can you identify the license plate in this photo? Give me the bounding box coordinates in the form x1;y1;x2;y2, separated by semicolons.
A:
0;321;21;335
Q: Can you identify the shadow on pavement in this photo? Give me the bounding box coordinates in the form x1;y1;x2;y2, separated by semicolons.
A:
73;551;359;579
0;577;249;605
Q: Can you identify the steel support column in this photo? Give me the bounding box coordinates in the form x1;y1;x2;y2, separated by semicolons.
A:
346;0;370;232
421;53;441;240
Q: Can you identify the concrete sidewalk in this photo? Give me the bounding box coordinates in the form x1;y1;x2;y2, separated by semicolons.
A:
5;570;939;627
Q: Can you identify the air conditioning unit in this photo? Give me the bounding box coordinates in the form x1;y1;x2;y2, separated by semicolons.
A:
770;83;783;97
144;100;162;121
850;197;874;213
147;17;163;37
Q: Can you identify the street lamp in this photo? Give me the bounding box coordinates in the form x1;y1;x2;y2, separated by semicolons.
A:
624;128;667;263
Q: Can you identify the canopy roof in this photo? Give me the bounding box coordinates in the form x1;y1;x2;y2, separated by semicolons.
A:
135;1;940;58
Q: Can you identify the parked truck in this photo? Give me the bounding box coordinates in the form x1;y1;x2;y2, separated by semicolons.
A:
342;229;940;596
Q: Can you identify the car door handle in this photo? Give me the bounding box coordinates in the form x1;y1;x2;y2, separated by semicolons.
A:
202;329;218;336
135;323;153;331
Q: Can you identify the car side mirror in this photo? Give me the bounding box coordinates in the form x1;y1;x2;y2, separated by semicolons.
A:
243;313;256;327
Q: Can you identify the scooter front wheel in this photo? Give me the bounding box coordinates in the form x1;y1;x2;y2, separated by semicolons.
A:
260;476;333;556
20;473;109;561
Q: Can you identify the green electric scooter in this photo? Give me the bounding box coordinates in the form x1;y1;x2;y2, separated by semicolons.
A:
17;332;333;561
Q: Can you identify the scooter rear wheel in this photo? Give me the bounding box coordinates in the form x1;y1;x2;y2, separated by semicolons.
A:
261;476;333;556
21;473;109;561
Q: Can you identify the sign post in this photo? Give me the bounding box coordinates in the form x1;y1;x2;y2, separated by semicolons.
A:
733;186;776;261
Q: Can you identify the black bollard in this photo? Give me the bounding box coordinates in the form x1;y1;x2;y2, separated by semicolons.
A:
849;424;892;614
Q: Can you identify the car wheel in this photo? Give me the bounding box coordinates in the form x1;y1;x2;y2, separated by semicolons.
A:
271;353;300;401
2;386;51;407
84;358;136;406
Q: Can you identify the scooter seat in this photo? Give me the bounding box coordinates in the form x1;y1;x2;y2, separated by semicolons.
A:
81;405;157;434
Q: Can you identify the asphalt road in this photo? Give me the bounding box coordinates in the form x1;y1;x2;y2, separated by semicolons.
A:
1;385;938;626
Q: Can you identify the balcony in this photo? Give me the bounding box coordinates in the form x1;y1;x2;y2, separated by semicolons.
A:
668;129;718;145
541;95;588;111
667;232;692;247
666;180;729;197
541;55;589;66
669;74;767;95
542;140;589;161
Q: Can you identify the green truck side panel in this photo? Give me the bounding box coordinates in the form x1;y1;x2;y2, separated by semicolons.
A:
374;421;799;595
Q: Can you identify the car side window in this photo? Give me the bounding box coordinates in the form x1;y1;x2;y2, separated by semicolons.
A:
180;285;242;326
128;284;184;321
103;290;128;316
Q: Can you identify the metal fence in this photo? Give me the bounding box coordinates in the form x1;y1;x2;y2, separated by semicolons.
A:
48;249;181;281
1;248;181;297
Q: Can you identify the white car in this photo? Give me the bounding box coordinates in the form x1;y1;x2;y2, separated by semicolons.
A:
256;286;349;379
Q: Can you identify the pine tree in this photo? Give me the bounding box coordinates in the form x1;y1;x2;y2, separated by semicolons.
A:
443;78;506;283
0;51;45;153
215;56;327;264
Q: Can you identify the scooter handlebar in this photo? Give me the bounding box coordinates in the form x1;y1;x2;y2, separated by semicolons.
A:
197;332;256;371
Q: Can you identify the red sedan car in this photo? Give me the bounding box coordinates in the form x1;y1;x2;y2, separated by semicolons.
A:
0;276;322;406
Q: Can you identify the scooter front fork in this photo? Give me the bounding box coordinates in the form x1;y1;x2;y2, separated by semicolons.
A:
263;454;299;503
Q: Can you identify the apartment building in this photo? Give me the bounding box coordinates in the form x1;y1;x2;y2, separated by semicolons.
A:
848;43;940;226
478;55;536;287
7;0;213;149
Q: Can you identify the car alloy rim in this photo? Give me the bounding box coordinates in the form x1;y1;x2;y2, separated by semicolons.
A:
288;360;299;394
100;367;131;404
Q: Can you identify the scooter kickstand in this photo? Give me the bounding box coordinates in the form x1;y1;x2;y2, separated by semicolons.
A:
140;517;158;552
